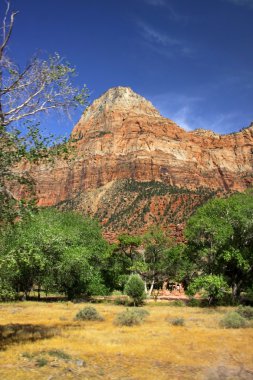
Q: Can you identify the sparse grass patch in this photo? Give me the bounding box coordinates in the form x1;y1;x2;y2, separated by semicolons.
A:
0;301;253;379
170;317;185;326
169;300;185;307
47;349;71;360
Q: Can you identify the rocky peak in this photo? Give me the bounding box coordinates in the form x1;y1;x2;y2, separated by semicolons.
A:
75;86;161;128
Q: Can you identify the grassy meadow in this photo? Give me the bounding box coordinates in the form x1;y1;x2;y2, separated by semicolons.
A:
0;301;252;379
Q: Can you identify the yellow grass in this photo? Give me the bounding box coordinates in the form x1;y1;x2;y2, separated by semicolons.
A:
0;301;252;379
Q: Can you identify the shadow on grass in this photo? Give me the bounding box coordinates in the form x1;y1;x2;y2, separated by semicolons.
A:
0;323;60;350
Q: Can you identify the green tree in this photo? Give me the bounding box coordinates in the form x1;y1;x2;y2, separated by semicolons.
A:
186;275;228;305
141;227;173;295
0;209;110;300
124;274;145;306
185;192;253;301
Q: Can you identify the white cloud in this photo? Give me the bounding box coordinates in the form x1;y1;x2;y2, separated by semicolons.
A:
141;0;185;21
148;91;242;133
138;21;193;58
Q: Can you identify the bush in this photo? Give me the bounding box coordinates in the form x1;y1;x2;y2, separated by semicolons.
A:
114;308;149;326
237;305;253;320
113;296;128;305
219;312;247;329
133;308;150;319
124;275;145;306
75;306;104;321
170;317;185;326
187;298;201;307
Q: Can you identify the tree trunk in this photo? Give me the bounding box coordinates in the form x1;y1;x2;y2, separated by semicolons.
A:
144;281;148;294
232;282;241;304
148;279;155;296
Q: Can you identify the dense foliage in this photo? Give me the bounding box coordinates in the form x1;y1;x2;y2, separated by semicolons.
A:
0;209;110;300
0;187;252;304
185;191;253;302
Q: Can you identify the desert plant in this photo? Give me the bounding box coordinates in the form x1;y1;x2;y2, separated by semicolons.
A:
219;311;247;329
114;308;149;326
75;306;104;321
35;357;48;367
170;317;185;326
124;275;145;306
133;308;150;319
237;305;253;320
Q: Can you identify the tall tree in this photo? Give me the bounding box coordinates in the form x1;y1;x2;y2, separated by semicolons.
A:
0;1;89;227
185;191;253;301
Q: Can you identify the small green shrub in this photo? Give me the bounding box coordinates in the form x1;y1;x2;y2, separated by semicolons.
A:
75;306;104;321
35;357;48;367
113;296;128;305
219;312;247;329
170;317;185;326
133;308;150;319
187;298;201;307
124;275;146;306
114;308;149;326
237;306;253;320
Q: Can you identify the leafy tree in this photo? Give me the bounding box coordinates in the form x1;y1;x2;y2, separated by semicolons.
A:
163;243;194;290
186;275;228;305
106;234;142;292
0;209;110;300
185;192;253;301
141;227;173;295
124;274;145;306
0;2;89;227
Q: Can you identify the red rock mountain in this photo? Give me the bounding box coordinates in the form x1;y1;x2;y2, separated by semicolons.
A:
22;87;253;238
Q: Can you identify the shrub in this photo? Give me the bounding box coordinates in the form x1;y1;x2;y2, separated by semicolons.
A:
113;296;128;305
187;298;201;307
170;317;185;326
75;306;104;321
124;275;145;306
35;357;48;367
219;312;247;329
133;308;150;319
237;306;253;320
114;308;149;326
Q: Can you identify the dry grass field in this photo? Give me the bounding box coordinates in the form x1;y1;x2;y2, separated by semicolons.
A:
0;301;252;380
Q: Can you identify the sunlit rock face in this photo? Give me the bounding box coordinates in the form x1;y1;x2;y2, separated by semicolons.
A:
18;87;253;236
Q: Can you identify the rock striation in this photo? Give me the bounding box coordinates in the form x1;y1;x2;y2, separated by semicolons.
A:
19;86;253;236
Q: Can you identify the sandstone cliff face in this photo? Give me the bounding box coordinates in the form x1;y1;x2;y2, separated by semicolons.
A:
28;86;253;208
19;86;253;236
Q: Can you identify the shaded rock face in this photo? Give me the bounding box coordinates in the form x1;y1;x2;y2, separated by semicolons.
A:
21;86;253;235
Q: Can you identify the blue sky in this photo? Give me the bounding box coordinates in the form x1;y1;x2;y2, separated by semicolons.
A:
4;0;253;136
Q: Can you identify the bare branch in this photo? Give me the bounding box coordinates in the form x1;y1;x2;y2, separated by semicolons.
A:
0;63;32;95
0;3;19;60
